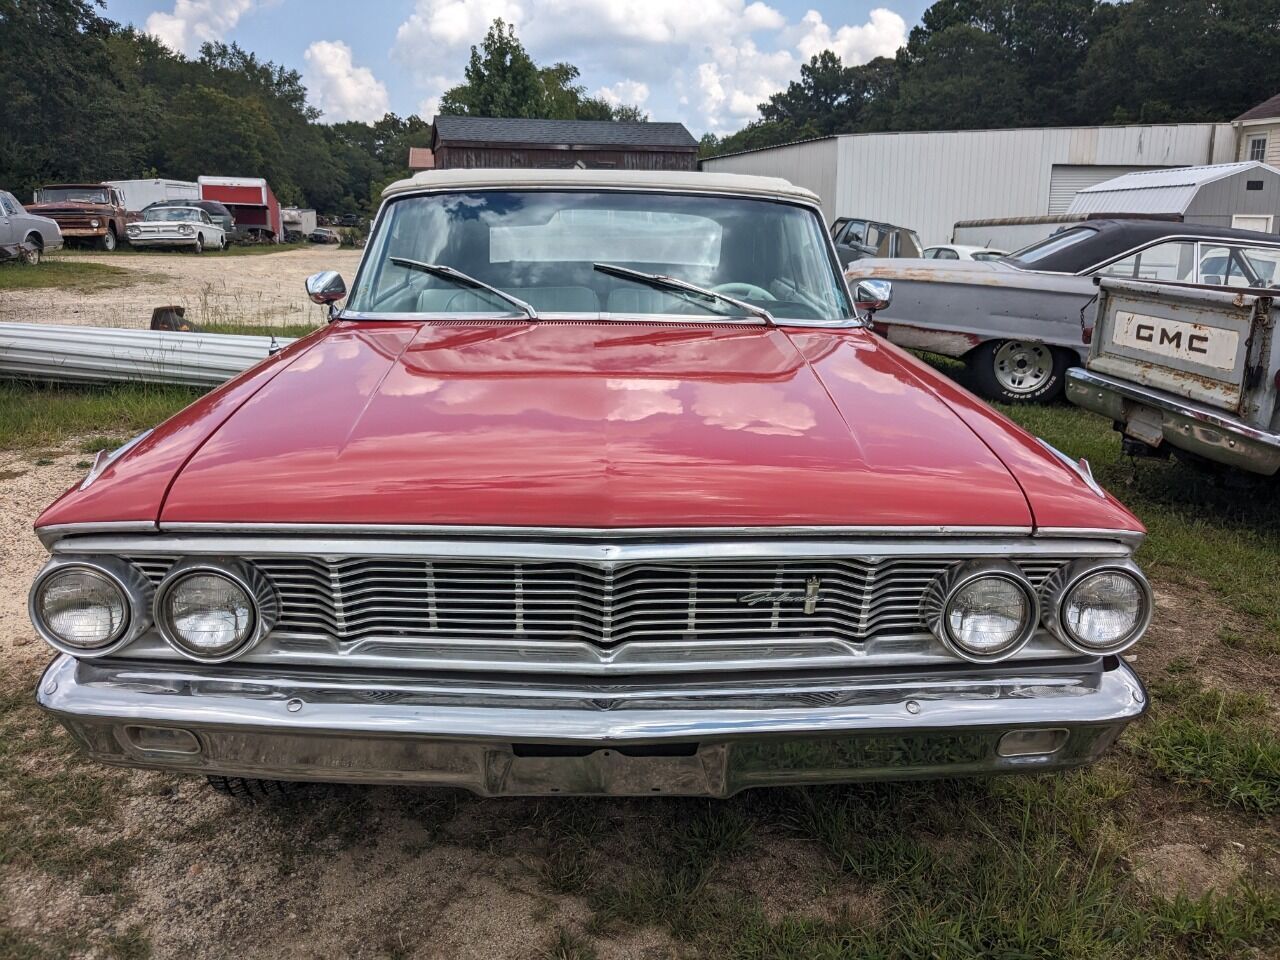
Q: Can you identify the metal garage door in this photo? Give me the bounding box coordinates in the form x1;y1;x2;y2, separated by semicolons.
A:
1047;165;1162;214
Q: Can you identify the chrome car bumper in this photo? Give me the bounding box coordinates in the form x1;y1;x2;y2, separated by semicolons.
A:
37;654;1146;797
1068;367;1280;476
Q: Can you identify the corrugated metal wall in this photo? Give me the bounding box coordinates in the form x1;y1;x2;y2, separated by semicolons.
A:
705;123;1234;244
701;139;839;223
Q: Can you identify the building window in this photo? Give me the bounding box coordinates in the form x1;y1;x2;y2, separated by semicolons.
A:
1248;135;1267;161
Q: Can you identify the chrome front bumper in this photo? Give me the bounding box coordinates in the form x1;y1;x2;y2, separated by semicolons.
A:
37;655;1147;797
1068;367;1280;476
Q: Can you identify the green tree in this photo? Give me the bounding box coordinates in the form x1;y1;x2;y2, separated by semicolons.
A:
439;18;645;121
0;0;154;197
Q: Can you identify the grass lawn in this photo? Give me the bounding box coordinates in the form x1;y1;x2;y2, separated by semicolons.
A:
0;259;159;294
0;358;1276;958
0;380;205;450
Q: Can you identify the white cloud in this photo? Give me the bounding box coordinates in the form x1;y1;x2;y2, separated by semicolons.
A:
394;0;525;57
388;1;910;133
596;79;650;108
145;0;254;55
303;41;390;123
795;8;907;64
418;94;443;120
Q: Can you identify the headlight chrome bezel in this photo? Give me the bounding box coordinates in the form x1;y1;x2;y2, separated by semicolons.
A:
29;556;153;658
923;560;1039;663
1041;558;1152;656
153;558;278;663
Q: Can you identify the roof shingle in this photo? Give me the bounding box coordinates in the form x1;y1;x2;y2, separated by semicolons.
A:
1235;92;1280;122
432;116;697;149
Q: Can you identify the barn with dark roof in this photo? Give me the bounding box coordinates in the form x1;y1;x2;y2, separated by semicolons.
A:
427;116;698;171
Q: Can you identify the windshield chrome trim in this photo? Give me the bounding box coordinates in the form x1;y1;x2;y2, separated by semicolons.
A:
338;310;777;326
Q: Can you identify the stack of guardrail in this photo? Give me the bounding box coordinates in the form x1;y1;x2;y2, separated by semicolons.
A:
0;323;294;388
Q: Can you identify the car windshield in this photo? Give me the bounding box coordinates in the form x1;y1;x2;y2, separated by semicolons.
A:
144;208;200;222
38;187;109;204
349;191;853;323
1005;227;1099;268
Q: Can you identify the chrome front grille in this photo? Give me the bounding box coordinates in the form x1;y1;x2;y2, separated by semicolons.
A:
128;554;1070;647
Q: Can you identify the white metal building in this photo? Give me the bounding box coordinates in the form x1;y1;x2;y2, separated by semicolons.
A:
1066;161;1280;234
701;123;1235;244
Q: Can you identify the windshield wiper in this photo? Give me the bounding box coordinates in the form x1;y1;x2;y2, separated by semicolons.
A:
592;263;774;324
390;257;539;320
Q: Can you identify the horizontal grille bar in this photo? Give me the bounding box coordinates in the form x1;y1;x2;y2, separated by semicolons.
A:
127;553;1072;649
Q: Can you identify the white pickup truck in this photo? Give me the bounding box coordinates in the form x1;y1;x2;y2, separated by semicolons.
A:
1068;277;1279;475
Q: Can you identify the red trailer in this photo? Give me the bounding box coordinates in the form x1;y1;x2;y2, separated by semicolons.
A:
197;176;282;242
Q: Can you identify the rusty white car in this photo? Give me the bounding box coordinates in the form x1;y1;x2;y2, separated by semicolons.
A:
30;170;1151;800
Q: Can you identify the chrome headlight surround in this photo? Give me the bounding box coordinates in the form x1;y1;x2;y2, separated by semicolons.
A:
154;558;278;663
28;556;152;658
1041;558;1152;656
923;560;1039;663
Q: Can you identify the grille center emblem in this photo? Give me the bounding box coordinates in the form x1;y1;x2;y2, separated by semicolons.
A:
739;577;821;614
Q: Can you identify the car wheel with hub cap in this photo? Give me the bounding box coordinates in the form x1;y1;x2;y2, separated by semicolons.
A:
97;228;117;252
193;234;204;254
968;339;1071;404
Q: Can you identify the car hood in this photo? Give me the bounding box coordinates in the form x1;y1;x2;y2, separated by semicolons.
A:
149;318;1134;532
37;320;1142;535
28;201;112;214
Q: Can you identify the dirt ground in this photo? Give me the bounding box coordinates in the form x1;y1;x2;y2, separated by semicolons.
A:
0;248;363;329
2;445;1275;959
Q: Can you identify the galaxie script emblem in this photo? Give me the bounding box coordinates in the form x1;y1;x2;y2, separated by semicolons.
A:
740;577;822;614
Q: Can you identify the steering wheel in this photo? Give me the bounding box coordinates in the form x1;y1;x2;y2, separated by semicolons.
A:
712;282;776;301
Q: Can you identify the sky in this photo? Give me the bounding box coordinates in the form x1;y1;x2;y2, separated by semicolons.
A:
101;0;932;136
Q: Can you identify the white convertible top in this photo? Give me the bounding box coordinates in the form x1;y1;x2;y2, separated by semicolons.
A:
381;168;819;205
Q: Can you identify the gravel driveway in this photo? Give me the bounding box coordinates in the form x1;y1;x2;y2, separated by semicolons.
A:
0;247;364;329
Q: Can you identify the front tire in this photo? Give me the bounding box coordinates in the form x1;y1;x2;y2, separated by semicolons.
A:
97;228;117;252
193;234;204;254
968;340;1071;404
205;776;297;802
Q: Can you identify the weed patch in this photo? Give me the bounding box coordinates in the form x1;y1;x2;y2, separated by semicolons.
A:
0;380;204;450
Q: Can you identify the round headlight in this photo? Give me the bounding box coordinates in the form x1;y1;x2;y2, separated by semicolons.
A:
162;572;254;657
1062;570;1146;652
155;560;276;662
925;561;1038;663
34;568;128;650
90;219;100;228
178;224;194;235
946;576;1032;657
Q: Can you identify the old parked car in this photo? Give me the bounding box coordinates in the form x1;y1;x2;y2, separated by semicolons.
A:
144;199;237;240
923;244;1008;261
31;169;1152;800
831;216;923;266
1069;277;1280;475
125;206;227;253
0;189;63;263
846;219;1280;403
28;183;133;251
309;226;342;244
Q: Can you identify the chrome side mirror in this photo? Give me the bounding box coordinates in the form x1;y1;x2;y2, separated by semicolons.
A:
853;278;892;316
305;271;347;315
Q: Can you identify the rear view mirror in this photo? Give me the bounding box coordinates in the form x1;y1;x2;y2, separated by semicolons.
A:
853;278;892;315
305;270;346;305
305;271;347;319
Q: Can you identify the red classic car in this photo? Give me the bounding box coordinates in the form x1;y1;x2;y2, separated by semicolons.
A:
29;170;1151;799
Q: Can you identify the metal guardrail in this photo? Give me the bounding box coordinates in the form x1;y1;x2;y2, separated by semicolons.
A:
0;323;294;387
